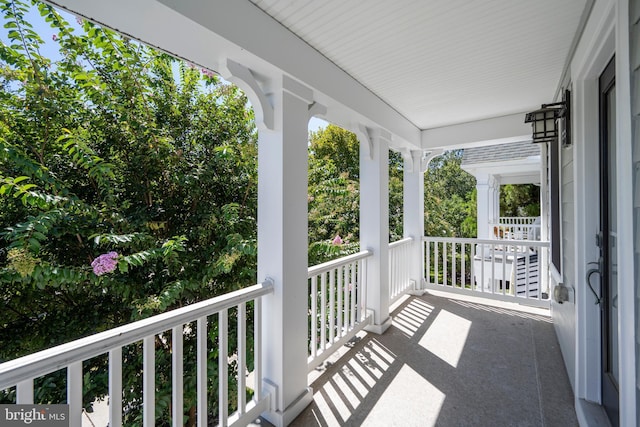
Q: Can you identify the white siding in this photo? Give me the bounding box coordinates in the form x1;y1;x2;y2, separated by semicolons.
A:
553;143;576;391
631;0;640;415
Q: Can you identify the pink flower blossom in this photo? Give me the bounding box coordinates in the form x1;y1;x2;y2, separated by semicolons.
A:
91;251;118;276
332;235;343;245
201;68;216;78
75;16;84;25
52;34;58;41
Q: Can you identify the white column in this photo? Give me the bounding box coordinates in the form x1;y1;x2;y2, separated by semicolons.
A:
476;173;492;239
223;62;314;425
403;150;425;293
358;126;392;334
492;181;501;225
234;73;313;426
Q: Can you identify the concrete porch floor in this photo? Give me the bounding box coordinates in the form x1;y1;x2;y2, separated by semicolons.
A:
288;291;577;427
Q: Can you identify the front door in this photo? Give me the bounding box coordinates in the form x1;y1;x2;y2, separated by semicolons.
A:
598;55;619;426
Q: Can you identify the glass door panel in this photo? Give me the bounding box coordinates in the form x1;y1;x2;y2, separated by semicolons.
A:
599;55;618;427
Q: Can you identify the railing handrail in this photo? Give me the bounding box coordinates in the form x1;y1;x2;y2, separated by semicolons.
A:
307;250;373;277
389;236;413;249
0;281;274;390
498;216;539;222
491;222;542;228
422;236;549;247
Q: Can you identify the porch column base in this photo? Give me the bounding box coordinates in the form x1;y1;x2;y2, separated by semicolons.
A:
262;387;314;427
407;279;425;296
365;316;393;335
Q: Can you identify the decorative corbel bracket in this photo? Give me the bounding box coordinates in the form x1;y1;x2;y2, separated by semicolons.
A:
421;149;444;173
308;101;327;121
354;125;393;160
221;59;274;131
401;148;414;172
356;124;376;160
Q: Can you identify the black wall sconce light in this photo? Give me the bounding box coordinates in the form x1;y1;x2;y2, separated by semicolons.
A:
525;89;571;146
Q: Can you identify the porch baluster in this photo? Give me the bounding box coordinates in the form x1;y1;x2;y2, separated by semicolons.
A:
329;271;335;344
350;262;357;328
16;380;33;404
321;273;327;351
452;242;457;288
172;326;184;427
219;309;228;426
197;317;207;426
67;361;82;427
109;348;122;427
237;303;246;415
143;336;155;427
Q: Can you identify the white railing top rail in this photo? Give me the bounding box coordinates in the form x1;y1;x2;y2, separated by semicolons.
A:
389;236;413;249
307;249;373;277
422;236;549;247
0;281;274;390
498;216;539;222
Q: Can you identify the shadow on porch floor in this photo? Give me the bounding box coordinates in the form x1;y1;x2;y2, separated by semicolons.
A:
289;291;577;427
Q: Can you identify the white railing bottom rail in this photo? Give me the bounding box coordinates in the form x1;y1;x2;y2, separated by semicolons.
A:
389;237;414;303
422;236;550;308
0;281;274;427
307;250;373;372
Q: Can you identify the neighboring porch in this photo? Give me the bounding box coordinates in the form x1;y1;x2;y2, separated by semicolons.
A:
460;141;544;241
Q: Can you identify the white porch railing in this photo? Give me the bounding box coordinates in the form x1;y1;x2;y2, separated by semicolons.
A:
492;216;541;240
422;237;550;308
1;235;552;426
499;216;539;226
389;237;414;303
0;281;274;427
307;250;373;372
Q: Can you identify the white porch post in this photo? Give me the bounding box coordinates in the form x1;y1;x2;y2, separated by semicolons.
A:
227;67;314;426
258;79;314;425
359;127;392;334
492;182;501;225
403;150;425;292
476;173;493;239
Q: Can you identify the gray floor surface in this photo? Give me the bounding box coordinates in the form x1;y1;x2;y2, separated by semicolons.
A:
287;292;577;427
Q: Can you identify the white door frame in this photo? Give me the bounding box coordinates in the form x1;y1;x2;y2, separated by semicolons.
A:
571;1;636;425
572;0;614;405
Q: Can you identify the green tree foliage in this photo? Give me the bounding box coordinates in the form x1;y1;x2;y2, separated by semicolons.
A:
461;188;478;237
0;1;257;423
307;124;404;264
424;151;476;237
388;150;404;241
308;124;360;179
308;125;359;247
500;184;540;217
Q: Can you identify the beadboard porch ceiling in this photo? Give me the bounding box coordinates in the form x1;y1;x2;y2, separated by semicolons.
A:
249;0;589;130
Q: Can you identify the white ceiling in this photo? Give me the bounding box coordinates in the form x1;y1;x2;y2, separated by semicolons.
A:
249;0;588;130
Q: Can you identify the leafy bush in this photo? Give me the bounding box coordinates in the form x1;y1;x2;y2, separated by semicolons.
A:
0;1;257;423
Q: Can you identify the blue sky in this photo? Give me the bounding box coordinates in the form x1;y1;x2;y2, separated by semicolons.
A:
308;117;328;133
0;2;328;134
